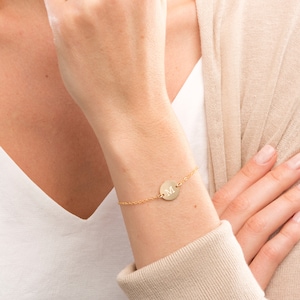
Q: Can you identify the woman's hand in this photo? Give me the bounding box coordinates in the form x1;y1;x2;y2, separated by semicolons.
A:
213;145;300;289
44;0;169;136
43;1;221;272
43;0;296;293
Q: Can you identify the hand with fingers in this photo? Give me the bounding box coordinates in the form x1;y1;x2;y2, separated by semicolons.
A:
42;1;296;298
43;0;169;139
214;145;300;290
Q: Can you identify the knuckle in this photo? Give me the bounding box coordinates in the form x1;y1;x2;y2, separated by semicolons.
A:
260;225;300;266
280;187;300;207
281;191;298;206
260;243;282;264
267;168;284;183
244;215;267;234
227;194;250;214
240;162;258;180
267;161;300;184
212;187;233;208
58;4;102;43
63;3;98;25
280;227;300;246
58;9;82;34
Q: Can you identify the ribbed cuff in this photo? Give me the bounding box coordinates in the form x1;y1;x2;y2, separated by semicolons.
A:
117;221;266;299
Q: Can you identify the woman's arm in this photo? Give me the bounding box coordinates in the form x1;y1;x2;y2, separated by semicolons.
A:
117;147;300;298
43;1;299;298
44;0;220;268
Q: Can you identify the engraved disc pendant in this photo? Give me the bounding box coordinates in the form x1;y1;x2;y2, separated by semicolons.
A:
160;180;180;201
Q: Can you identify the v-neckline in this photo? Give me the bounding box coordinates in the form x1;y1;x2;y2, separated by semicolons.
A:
0;61;202;223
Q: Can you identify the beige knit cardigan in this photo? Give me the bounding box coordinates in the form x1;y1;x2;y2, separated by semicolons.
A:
200;1;300;299
118;0;300;299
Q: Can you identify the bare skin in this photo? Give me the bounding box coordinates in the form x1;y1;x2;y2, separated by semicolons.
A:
0;0;199;219
45;0;300;290
1;0;300;291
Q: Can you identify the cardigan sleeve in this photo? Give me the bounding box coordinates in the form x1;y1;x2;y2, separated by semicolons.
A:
117;221;266;299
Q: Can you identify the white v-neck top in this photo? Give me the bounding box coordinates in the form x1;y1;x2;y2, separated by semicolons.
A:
0;59;207;299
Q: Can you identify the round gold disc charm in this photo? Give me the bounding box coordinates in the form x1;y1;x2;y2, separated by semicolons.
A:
160;180;180;201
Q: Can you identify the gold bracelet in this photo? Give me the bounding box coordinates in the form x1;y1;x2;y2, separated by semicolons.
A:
118;167;199;205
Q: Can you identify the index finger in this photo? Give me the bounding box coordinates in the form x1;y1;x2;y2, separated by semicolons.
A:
213;145;277;215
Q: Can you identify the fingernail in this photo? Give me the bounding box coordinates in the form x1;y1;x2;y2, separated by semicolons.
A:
254;145;276;165
286;153;300;170
293;211;300;223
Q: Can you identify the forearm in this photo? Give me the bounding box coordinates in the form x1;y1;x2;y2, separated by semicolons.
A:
95;100;219;269
44;0;219;269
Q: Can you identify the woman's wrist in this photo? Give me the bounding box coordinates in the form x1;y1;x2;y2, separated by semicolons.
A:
96;106;220;268
86;91;173;143
98;106;195;186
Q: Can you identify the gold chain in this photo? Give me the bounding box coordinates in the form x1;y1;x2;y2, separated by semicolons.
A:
118;167;199;206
